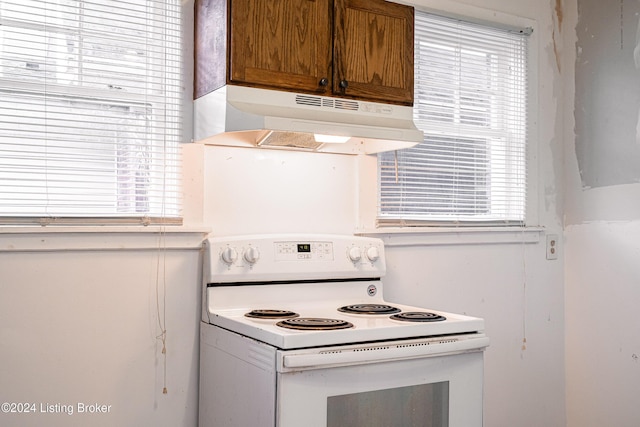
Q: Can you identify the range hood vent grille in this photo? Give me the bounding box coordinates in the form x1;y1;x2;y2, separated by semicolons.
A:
295;94;360;112
295;95;322;108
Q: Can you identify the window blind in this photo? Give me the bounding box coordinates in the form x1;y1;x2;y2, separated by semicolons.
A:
0;0;182;225
378;11;530;226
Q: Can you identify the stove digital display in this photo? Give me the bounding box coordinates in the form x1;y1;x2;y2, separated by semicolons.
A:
297;243;311;253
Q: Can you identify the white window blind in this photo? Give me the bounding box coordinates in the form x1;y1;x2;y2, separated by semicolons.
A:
0;0;182;225
378;11;530;226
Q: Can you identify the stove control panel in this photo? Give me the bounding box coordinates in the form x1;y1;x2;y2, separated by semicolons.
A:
206;234;386;283
275;241;334;261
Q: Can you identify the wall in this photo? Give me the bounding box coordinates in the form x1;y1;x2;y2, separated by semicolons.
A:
0;233;205;427
573;0;640;188
185;145;359;236
564;0;640;425
378;234;564;427
564;222;640;426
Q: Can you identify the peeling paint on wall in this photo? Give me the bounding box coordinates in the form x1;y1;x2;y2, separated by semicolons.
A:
635;14;640;69
574;0;640;188
552;0;563;72
635;10;640;148
556;0;564;30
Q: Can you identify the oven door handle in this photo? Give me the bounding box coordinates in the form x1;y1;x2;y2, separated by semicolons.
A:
281;336;489;370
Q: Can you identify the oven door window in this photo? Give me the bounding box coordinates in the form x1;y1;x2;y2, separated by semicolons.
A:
327;382;449;427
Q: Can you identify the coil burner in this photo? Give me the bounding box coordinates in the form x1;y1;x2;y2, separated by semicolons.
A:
276;318;354;330
390;312;447;322
245;309;300;319
338;304;401;315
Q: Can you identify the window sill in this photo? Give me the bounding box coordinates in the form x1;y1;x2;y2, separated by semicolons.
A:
356;226;544;246
0;226;211;252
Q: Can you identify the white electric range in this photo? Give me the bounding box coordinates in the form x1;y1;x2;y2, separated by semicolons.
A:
199;234;489;427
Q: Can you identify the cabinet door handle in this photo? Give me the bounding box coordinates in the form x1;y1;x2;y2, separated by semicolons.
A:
339;79;349;89
319;77;329;87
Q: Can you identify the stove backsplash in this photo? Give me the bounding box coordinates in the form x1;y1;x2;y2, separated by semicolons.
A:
183;143;359;235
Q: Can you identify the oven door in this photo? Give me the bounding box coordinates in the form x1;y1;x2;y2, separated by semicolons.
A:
276;338;487;427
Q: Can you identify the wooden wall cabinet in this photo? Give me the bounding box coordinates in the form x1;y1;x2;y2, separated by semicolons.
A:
195;0;414;106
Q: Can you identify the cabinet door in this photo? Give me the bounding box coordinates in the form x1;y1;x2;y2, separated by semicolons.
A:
229;0;332;94
334;0;414;105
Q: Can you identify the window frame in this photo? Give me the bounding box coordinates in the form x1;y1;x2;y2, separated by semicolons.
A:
357;3;539;235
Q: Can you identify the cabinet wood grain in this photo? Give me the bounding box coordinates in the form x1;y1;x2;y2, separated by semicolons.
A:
229;0;332;93
334;0;414;104
194;0;414;105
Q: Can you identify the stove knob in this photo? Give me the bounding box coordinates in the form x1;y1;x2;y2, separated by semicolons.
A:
348;246;362;262
366;246;380;262
221;247;238;265
244;246;260;264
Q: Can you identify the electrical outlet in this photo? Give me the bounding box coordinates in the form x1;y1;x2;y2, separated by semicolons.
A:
546;234;558;260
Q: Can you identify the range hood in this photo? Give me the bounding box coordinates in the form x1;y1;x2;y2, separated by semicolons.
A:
193;85;423;155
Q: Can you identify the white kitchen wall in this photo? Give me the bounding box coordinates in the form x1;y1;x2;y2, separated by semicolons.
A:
184;144;359;236
381;237;564;426
564;222;640;426
0;234;204;427
563;0;640;425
